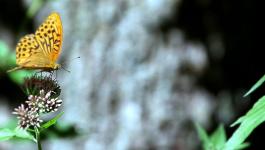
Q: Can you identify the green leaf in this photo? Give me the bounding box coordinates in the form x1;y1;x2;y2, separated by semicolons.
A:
230;116;245;127
210;124;226;149
225;96;265;150
0;128;15;141
244;74;265;97
196;124;227;150
41;112;64;130
195;123;212;150
234;142;250;150
0;128;35;142
14;128;35;142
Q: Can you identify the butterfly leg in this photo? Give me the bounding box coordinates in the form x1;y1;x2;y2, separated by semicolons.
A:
34;70;43;75
7;66;23;73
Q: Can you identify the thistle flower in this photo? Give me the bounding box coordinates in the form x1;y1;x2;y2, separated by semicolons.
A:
13;73;63;130
13;104;43;129
42;91;62;113
26;89;62;113
23;74;61;97
26;94;43;112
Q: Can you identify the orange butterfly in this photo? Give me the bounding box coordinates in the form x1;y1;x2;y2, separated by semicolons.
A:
7;12;63;72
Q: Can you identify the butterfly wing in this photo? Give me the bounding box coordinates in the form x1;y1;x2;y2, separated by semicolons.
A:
35;12;63;64
7;12;63;72
16;34;51;68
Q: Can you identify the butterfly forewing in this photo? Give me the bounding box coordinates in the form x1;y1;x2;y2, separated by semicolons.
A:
35;12;63;63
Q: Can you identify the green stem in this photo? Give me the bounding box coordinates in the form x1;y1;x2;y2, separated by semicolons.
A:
34;127;42;150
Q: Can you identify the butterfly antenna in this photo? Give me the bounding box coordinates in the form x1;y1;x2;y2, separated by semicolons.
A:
60;56;80;73
61;56;81;66
61;66;71;73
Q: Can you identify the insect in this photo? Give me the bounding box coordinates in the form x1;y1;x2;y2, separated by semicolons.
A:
7;12;63;72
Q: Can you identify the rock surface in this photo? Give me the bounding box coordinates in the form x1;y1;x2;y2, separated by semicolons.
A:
47;0;213;150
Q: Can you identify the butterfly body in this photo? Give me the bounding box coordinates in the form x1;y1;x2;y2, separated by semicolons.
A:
7;64;60;72
7;12;63;73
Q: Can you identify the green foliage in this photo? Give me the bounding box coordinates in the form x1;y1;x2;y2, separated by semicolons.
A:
224;96;265;150
0;112;63;143
244;74;265;97
41;112;64;130
210;125;226;149
0;41;10;67
0;128;15;141
26;0;44;18
14;128;36;141
0;40;15;71
9;71;35;85
26;0;59;19
0;128;35;142
196;123;226;150
196;123;250;150
197;72;265;150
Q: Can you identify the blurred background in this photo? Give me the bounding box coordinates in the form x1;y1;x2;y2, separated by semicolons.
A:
0;0;264;149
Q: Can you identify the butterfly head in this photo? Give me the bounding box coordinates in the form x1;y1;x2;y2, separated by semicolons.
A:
53;64;61;70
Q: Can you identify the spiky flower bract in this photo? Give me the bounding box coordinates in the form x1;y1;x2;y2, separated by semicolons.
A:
23;73;61;97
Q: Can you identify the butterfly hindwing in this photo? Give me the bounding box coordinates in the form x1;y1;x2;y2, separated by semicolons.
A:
16;34;48;66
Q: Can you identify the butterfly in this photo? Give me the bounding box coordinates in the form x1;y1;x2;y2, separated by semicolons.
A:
7;12;63;72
